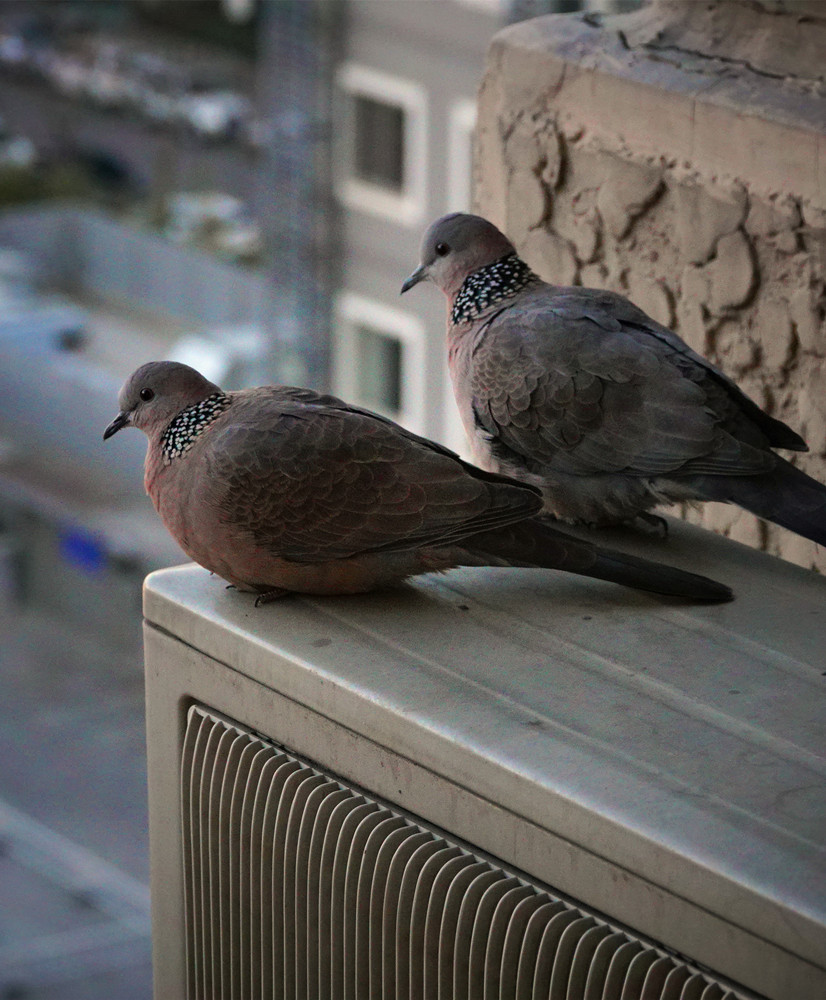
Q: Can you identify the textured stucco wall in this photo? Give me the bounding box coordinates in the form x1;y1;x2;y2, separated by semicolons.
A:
476;0;826;569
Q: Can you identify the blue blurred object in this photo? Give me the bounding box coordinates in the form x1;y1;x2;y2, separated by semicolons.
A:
59;526;107;575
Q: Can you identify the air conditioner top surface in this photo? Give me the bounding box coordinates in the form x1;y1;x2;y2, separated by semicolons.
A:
143;516;826;975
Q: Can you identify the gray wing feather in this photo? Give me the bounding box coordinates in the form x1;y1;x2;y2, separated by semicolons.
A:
203;389;541;563
470;285;781;479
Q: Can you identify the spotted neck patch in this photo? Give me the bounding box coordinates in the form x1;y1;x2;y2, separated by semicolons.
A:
451;253;539;325
160;392;232;464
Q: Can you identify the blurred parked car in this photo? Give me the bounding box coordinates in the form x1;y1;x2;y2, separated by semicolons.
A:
178;89;250;140
41;49;88;97
169;323;268;390
0;246;38;301
165;191;263;261
131;52;188;124
85;42;142;109
0;31;27;69
0;115;36;169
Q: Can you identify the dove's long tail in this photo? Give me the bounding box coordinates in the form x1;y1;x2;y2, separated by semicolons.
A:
461;518;733;602
691;458;826;547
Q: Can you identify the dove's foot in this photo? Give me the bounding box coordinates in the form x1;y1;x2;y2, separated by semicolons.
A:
633;512;669;537
254;587;290;607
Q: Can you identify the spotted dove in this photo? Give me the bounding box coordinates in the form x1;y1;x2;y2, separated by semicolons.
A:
103;361;731;602
402;212;826;546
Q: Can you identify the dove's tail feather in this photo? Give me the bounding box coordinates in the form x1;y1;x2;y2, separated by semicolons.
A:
463;518;733;602
692;459;826;547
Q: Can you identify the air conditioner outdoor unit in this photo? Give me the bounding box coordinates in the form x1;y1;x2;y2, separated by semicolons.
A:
142;523;826;1000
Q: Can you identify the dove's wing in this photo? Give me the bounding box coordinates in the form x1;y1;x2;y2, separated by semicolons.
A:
576;288;807;451
468;285;797;481
203;388;542;563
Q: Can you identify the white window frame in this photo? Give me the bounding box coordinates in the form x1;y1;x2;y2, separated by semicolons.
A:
446;99;477;213
453;0;504;11
333;292;427;434
335;63;428;226
441;363;471;458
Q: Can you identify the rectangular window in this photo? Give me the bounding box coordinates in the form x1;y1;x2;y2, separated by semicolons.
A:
441;366;471;458
336;64;427;225
334;293;426;433
354;324;402;413
447;99;477;213
353;96;405;192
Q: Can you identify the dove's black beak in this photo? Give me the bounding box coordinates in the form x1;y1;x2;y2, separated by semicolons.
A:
400;264;427;294
103;411;130;441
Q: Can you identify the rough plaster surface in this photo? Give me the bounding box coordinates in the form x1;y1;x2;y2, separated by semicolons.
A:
625;0;826;83
477;1;826;569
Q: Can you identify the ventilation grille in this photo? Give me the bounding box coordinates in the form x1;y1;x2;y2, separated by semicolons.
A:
181;705;748;1000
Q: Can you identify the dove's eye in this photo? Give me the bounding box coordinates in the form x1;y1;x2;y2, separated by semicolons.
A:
139;388;155;402
435;241;450;256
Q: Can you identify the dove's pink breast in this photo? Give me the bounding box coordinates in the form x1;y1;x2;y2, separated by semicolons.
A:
146;451;450;594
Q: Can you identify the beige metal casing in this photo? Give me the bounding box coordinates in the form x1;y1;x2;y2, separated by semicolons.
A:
143;520;826;999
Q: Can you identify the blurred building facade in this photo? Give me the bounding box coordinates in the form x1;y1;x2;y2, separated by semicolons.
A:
330;0;503;450
328;0;631;450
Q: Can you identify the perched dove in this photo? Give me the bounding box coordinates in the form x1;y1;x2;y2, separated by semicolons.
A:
103;361;731;602
402;212;826;545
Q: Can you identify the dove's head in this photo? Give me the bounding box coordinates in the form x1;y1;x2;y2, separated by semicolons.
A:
401;213;516;299
103;361;223;441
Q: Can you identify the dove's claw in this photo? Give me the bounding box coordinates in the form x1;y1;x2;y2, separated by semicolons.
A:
635;512;669;537
254;587;290;607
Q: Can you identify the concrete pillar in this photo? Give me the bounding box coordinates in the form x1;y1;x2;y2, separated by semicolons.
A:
477;0;826;569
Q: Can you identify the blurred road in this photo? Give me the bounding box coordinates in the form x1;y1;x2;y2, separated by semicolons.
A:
0;598;153;998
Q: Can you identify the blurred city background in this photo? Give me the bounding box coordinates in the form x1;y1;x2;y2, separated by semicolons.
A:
0;0;642;996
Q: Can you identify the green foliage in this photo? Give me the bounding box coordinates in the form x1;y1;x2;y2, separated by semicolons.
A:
134;0;259;57
0;164;94;207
